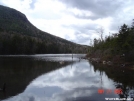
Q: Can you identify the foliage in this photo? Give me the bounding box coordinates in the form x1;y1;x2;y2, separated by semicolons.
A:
88;20;134;62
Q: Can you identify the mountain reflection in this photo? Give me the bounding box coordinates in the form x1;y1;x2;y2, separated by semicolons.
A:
3;59;116;101
0;54;82;100
1;54;134;101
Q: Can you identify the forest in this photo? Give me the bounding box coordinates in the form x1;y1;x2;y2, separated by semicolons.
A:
0;31;87;54
88;19;134;62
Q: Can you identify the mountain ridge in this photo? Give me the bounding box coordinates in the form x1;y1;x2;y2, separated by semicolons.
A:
0;5;88;54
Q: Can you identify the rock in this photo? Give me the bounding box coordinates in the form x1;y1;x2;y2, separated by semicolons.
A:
121;64;125;67
107;61;112;65
59;61;64;65
103;61;106;64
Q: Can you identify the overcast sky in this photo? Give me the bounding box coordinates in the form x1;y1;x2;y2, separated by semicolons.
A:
0;0;134;45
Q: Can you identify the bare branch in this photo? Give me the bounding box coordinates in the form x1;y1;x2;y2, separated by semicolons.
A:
96;26;104;41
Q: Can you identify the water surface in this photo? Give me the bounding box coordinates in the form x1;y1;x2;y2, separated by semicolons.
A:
0;54;134;101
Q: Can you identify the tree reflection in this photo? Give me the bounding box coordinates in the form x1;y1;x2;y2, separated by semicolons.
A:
0;57;73;100
91;61;134;100
100;71;103;89
115;83;134;100
115;83;129;99
0;83;6;99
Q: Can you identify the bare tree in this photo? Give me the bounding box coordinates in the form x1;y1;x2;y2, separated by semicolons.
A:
96;26;104;41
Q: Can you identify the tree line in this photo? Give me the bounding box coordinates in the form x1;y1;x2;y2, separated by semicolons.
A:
88;19;134;62
0;32;86;54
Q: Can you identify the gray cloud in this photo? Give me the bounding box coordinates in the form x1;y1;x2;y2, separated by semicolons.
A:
62;24;96;44
64;10;100;20
29;0;37;9
62;23;97;34
73;32;91;45
109;16;133;31
20;0;37;9
59;0;134;33
74;14;101;20
59;0;124;19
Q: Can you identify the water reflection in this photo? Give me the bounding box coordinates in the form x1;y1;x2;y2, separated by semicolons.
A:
3;60;117;101
114;83;134;99
0;54;84;100
1;54;134;101
92;62;134;101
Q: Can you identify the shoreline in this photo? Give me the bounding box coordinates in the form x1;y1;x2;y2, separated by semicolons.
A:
85;55;134;70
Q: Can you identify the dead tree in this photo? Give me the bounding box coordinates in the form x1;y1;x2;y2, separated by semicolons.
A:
96;26;104;41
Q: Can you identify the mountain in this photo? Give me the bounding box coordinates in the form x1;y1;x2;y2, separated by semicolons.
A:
0;5;88;54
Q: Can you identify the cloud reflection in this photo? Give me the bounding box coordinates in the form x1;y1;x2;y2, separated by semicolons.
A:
3;60;117;101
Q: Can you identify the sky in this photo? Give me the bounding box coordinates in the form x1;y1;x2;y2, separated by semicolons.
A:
0;0;134;45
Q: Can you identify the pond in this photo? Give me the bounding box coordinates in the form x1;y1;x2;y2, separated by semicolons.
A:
0;54;134;101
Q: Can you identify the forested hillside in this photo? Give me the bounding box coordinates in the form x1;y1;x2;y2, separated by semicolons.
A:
0;5;88;54
88;19;134;63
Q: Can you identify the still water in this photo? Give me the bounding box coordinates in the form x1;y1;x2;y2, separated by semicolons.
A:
0;54;134;101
